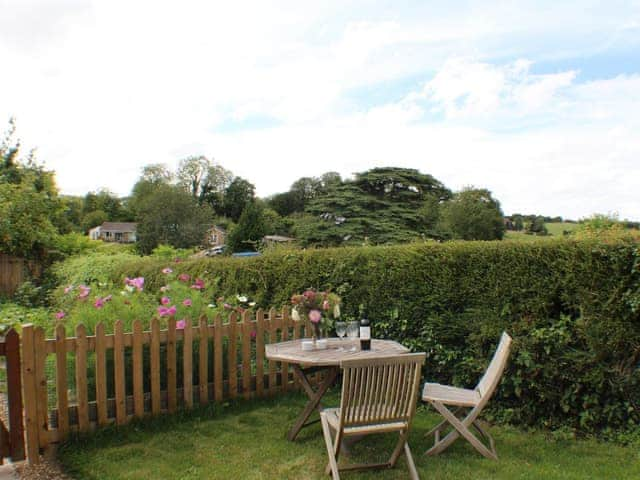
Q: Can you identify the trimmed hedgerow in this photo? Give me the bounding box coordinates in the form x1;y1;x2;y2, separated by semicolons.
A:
95;238;640;433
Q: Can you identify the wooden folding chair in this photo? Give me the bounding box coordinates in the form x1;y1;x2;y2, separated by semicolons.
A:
320;353;426;480
422;332;512;460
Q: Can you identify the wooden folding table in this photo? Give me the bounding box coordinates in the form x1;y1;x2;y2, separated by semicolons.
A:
265;338;409;441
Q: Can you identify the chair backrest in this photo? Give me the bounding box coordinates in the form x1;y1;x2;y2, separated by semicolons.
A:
338;353;426;428
475;331;512;399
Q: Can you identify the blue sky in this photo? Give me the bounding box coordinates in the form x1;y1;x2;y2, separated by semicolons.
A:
1;0;639;219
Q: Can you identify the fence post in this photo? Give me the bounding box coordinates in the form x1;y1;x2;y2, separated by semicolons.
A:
5;329;25;461
21;324;39;464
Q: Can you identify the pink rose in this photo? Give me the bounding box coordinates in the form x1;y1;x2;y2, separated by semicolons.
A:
167;306;177;316
176;319;186;329
182;299;192;307
161;296;171;305
309;309;322;324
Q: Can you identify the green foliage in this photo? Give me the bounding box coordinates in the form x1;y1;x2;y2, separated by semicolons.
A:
222;177;255;221
439;187;505;240
298;167;452;246
527;216;548;236
12;280;45;307
227;201;266;252
134;184;214;254
110;236;640;432
0;302;50;333
150;244;194;261
52;232;102;257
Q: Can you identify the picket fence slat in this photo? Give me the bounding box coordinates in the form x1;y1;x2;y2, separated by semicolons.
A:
213;315;223;401
268;308;278;394
228;313;238;399
132;320;144;418
199;316;208;404
21;325;39;464
114;320;126;425
183;319;193;409
75;324;89;433
242;311;251;400
55;323;69;440
166;319;177;413
255;309;265;397
281;308;290;393
34;327;49;448
95;323;108;426
151;318;161;414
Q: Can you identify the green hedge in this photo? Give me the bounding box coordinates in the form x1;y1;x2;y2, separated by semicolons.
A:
101;238;640;433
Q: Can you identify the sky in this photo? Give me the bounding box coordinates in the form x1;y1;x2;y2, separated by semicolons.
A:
1;0;639;220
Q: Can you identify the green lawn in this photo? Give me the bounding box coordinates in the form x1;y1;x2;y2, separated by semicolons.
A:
504;222;579;241
57;392;640;480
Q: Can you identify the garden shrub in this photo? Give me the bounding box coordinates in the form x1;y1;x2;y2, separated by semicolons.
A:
104;236;640;433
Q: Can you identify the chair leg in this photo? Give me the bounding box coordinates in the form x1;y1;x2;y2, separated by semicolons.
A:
320;414;341;479
404;441;420;480
425;407;463;437
472;420;497;459
389;430;409;467
428;402;497;460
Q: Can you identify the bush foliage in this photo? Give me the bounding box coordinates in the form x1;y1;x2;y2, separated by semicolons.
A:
53;237;640;433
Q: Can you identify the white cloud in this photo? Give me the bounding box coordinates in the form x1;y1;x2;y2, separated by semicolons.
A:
0;1;639;220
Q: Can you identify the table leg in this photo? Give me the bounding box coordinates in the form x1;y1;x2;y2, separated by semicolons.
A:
287;366;338;441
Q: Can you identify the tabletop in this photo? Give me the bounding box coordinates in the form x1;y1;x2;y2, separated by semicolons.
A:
265;338;410;367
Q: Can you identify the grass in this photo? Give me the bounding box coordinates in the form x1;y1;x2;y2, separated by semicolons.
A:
504;222;579;241
57;392;640;480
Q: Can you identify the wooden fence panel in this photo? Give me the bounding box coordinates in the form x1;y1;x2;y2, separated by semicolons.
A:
16;308;325;464
4;329;25;461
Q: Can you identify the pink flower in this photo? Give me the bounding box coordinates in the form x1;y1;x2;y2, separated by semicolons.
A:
55;311;65;320
78;285;90;299
322;300;330;311
309;309;322;324
103;295;113;302
160;285;169;292
250;330;257;339
162;267;173;274
178;273;190;282
167;306;177;316
176;319;186;329
94;298;104;309
125;277;144;291
64;285;73;294
223;303;232;310
161;296;171;305
157;306;168;316
182;299;192;307
190;278;205;290
303;290;316;301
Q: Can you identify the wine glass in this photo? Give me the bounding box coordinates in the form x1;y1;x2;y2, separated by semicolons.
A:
335;322;346;350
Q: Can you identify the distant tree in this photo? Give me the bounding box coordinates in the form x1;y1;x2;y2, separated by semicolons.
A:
527;216;548;236
135;184;213;254
439;187;505;241
176;156;233;213
0;119;61;259
513;215;524;231
223;177;255;222
141;163;173;184
227;201;266;252
267;191;302;216
81;210;109;232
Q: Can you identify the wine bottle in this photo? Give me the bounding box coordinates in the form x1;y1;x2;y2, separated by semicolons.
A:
360;317;371;351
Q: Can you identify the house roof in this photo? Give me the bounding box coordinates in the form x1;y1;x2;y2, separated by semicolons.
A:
100;222;137;233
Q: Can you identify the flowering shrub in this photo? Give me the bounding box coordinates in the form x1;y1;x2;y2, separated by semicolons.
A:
290;289;341;335
50;265;263;334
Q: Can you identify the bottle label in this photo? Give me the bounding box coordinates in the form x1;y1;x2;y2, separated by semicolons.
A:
360;326;371;340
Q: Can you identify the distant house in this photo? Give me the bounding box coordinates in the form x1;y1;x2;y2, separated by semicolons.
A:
263;235;295;246
88;225;102;241
205;225;227;247
92;222;137;243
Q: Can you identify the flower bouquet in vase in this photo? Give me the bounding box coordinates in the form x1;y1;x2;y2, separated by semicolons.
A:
290;289;341;346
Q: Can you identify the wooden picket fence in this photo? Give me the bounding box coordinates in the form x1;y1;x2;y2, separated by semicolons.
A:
0;254;40;296
20;308;314;464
